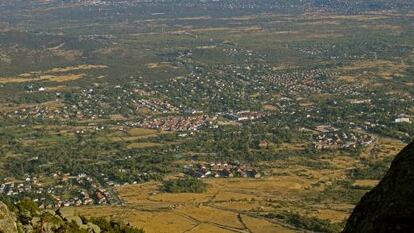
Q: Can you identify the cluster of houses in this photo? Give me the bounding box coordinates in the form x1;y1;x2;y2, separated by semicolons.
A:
6;103;64;120
263;69;336;95
184;162;261;179
313;126;374;150
0;173;118;208
295;46;325;56
136;99;179;113
137;115;214;131
223;48;255;58
222;111;267;122
4;84;183;121
395;117;412;124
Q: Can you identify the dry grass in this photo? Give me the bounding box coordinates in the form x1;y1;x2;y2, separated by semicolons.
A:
375;137;406;158
47;74;85;82
316;209;349;223
128;128;159;137
109;114;128;121
175;206;244;229
0;74;84;83
75;177;314;232
241;215;297;233
146;62;176;69
0;64;107;84
45;64;107;74
336;59;408;80
352;180;379;189
337;76;357;82
263;104;278;111
187;223;236;233
106;128;161;144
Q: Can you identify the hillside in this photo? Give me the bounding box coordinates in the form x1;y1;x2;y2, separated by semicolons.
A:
0;199;144;233
343;142;414;233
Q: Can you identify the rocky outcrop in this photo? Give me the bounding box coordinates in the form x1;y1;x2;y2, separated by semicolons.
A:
0;198;143;232
343;142;414;233
0;200;103;233
0;201;18;233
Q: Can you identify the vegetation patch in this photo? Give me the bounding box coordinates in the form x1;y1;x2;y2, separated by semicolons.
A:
264;212;343;233
162;177;207;193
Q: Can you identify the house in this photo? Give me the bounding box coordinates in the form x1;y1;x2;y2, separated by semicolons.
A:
258;140;269;149
395;118;411;123
246;169;261;179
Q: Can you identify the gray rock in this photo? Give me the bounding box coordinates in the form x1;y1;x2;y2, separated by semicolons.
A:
43;209;58;216
57;207;75;219
344;142;414;233
66;216;83;227
21;224;34;233
87;222;102;233
31;216;41;226
0;202;18;233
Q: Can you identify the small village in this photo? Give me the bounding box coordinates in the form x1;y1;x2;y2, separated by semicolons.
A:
313;128;374;151
0;173;120;209
222;111;267;122
136;115;214;132
184;162;261;179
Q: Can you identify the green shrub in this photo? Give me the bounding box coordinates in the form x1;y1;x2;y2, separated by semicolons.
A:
162;177;207;193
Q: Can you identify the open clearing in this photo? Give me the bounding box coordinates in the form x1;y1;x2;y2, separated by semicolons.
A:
74;177;337;233
0;64;107;83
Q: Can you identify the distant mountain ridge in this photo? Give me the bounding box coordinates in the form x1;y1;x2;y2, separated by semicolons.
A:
343;141;414;233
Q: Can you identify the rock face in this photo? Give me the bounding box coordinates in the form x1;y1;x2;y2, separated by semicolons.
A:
0;202;18;233
343;142;414;233
0;201;104;233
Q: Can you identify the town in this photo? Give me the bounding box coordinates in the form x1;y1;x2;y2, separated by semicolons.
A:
0;172;120;208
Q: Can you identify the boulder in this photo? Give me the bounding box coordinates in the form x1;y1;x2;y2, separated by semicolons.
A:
65;216;83;227
87;222;102;233
343;142;414;233
0;202;18;233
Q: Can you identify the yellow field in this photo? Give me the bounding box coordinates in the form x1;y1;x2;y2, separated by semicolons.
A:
0;64;107;84
0;73;85;84
74;177;329;233
352;180;379;189
128;128;159;137
105;128;162;143
317;209;349;223
45;64;107;74
241;215;297;233
336;59;408;81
